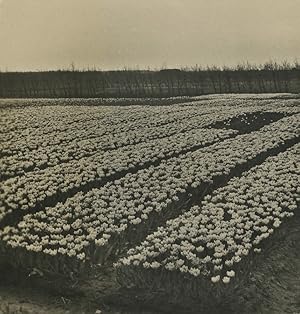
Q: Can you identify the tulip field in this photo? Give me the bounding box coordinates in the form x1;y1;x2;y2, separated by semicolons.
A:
0;94;299;313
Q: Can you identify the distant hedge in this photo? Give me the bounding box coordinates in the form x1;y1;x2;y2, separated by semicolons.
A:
0;68;299;98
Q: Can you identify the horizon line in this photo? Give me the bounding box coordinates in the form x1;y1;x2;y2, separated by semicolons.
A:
1;59;300;74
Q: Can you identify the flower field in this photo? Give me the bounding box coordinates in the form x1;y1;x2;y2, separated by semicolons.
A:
0;94;299;312
117;144;299;288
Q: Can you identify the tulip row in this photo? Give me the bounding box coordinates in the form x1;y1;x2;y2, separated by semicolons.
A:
1;99;294;178
0;104;219;174
2;97;232;141
116;143;299;294
0;127;238;222
0;114;298;275
2;96;289;155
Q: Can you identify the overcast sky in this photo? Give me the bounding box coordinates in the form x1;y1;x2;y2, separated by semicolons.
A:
0;0;299;71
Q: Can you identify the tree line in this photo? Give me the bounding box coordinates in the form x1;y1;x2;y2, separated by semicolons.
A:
0;61;299;98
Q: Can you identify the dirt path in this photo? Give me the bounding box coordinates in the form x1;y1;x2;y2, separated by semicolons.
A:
247;218;300;314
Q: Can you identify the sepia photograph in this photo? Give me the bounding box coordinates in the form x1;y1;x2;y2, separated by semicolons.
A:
0;0;299;313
